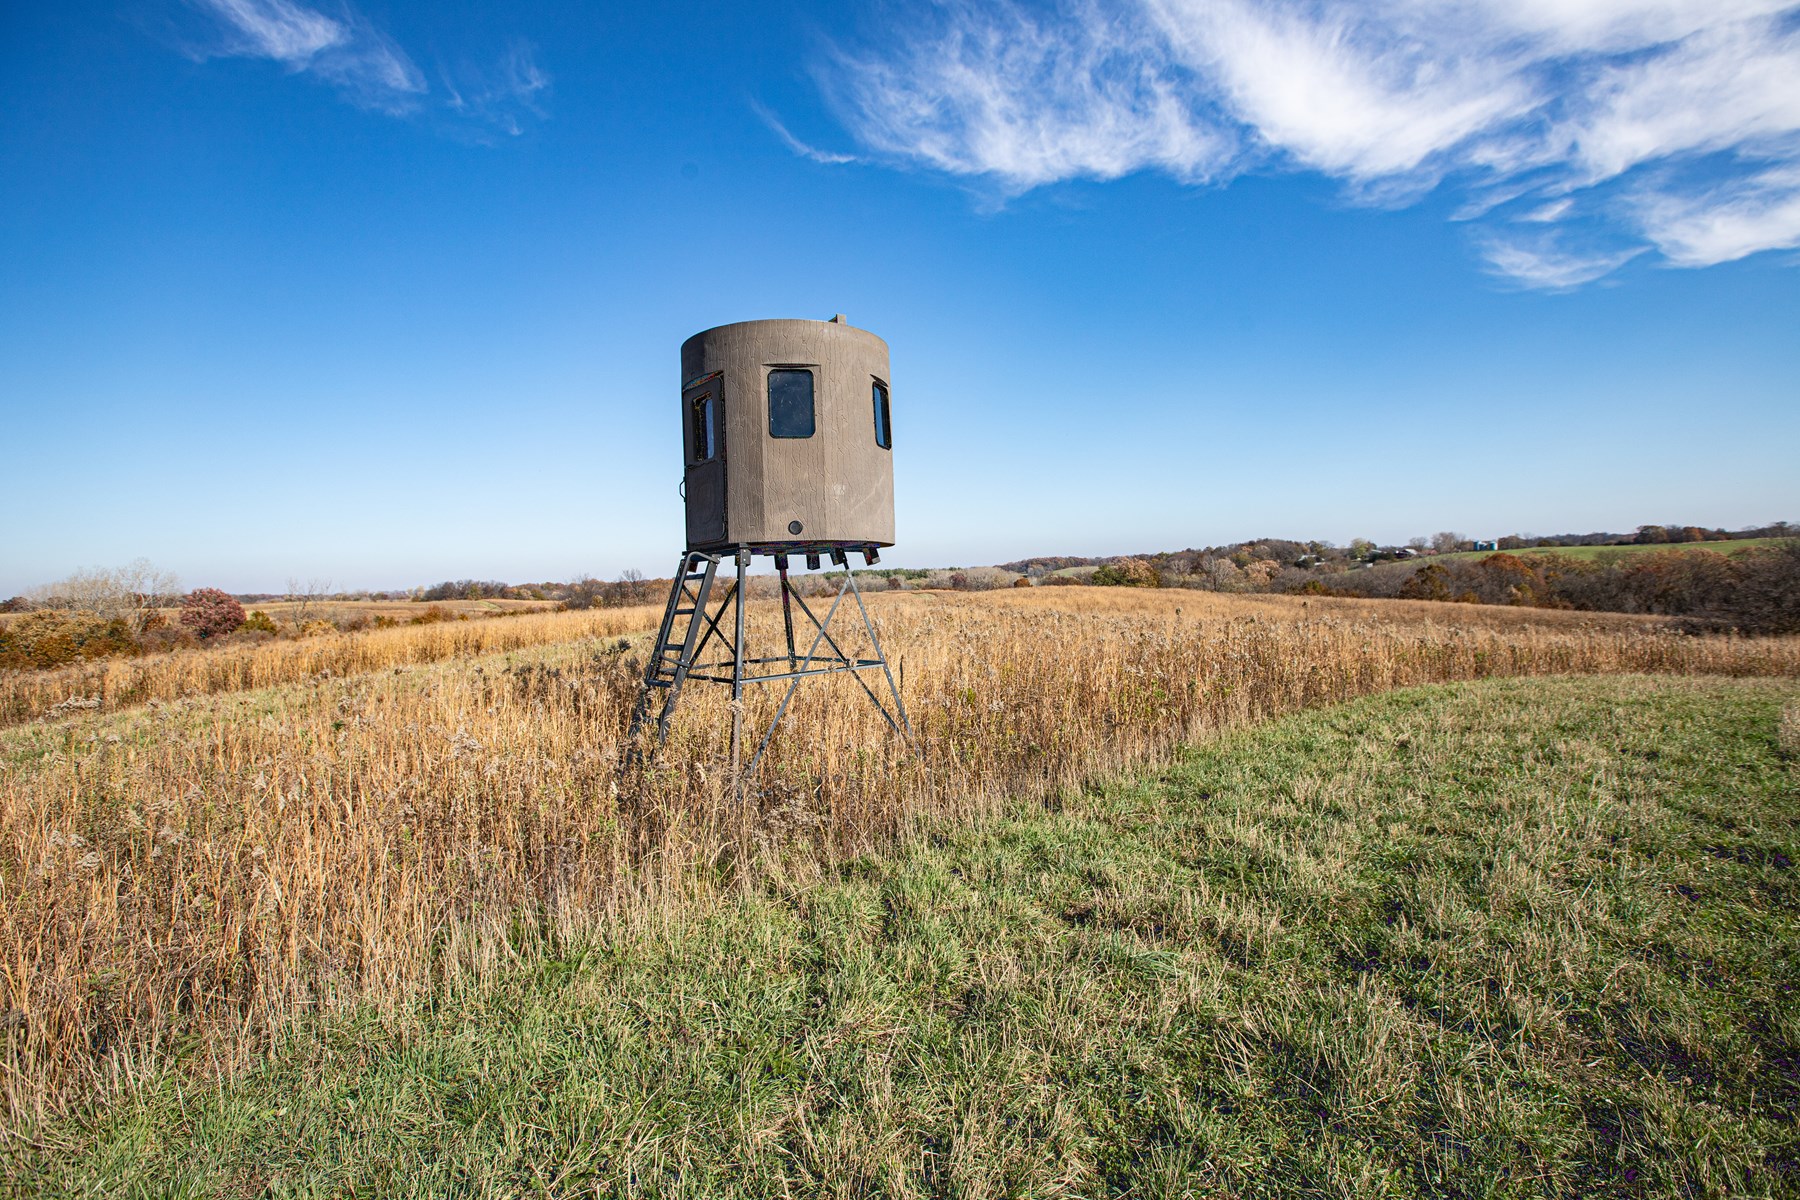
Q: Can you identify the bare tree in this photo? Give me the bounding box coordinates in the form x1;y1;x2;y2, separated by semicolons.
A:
618;568;652;605
1197;557;1242;591
1431;531;1466;554
120;558;182;631
286;577;333;626
562;576;604;610
31;558;180;632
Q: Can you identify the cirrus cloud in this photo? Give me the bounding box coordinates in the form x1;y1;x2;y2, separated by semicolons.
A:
176;0;549;136
815;0;1800;286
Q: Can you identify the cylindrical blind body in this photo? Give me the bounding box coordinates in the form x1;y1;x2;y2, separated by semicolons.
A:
679;318;895;550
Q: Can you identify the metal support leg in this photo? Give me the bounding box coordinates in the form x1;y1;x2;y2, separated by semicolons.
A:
776;554;798;671
729;547;748;792
846;566;914;743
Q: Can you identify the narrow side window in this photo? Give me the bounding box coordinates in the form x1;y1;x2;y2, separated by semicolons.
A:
689;390;717;462
872;379;892;449
768;369;815;438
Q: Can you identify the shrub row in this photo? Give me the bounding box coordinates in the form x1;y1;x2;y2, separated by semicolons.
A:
1298;543;1800;634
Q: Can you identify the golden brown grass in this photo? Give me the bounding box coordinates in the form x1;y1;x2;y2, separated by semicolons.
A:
995;581;1681;631
0;606;659;727
2;587;1796;1124
244;597;553;623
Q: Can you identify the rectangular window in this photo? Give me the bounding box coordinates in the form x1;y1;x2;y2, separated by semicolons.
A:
872;379;892;449
689;390;717;462
768;368;815;438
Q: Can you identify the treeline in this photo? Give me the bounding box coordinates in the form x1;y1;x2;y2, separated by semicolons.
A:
1297;545;1800;633
1006;522;1800;633
1498;521;1795;548
1004;522;1797;579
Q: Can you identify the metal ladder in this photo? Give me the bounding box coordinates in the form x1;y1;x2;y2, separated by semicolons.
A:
627;551;722;744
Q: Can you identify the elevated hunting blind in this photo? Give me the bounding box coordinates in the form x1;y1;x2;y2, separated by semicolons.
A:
630;316;911;775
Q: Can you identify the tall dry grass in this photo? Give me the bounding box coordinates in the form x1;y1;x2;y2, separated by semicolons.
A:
3;587;1797;1124
0;606;660;728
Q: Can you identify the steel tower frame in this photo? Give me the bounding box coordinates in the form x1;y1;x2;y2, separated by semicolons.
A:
627;546;913;775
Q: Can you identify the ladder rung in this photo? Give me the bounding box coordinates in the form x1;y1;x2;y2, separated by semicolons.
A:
673;607;695;616
646;678;673;688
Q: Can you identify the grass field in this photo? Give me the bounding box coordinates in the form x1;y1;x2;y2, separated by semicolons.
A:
242;597;555;622
0;598;553;635
0;604;659;727
13;675;1799;1197
5;588;1798;1129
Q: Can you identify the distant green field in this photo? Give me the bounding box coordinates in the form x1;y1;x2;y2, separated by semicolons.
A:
1438;536;1786;563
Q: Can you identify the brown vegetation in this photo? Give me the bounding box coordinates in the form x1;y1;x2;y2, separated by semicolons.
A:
3;587;1797;1123
1328;541;1800;632
0;613;140;672
1090;557;1160;587
0;607;660;728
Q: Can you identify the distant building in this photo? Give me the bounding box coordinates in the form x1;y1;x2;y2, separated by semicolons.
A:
1472;539;1499;552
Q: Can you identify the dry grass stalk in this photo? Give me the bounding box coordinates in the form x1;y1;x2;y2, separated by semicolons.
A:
2;587;1796;1122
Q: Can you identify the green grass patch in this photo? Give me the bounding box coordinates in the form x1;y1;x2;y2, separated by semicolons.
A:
14;675;1800;1198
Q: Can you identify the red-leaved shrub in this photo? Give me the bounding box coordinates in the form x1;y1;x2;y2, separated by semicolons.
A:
179;588;246;640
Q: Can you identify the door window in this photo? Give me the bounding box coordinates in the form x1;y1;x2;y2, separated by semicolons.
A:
689;390;718;462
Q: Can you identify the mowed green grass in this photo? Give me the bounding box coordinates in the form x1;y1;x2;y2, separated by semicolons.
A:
1436;537;1787;563
16;675;1800;1198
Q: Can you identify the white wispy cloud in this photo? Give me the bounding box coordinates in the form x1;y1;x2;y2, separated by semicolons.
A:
1479;234;1645;289
819;0;1800;286
440;41;552;139
822;1;1235;189
1522;198;1575;223
751;101;860;165
181;1;548;133
188;0;425;113
200;0;343;59
1633;163;1800;265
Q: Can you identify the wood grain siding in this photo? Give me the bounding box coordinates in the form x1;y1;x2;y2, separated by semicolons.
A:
679;319;895;549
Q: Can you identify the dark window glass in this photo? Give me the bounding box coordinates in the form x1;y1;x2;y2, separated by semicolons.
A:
872;380;892;449
689;391;717;462
768;369;815;438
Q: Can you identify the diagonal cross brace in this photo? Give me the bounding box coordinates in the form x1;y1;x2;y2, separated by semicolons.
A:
745;568;912;775
627;549;913;785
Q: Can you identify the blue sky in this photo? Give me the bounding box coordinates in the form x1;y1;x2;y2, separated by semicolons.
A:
2;0;1797;594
